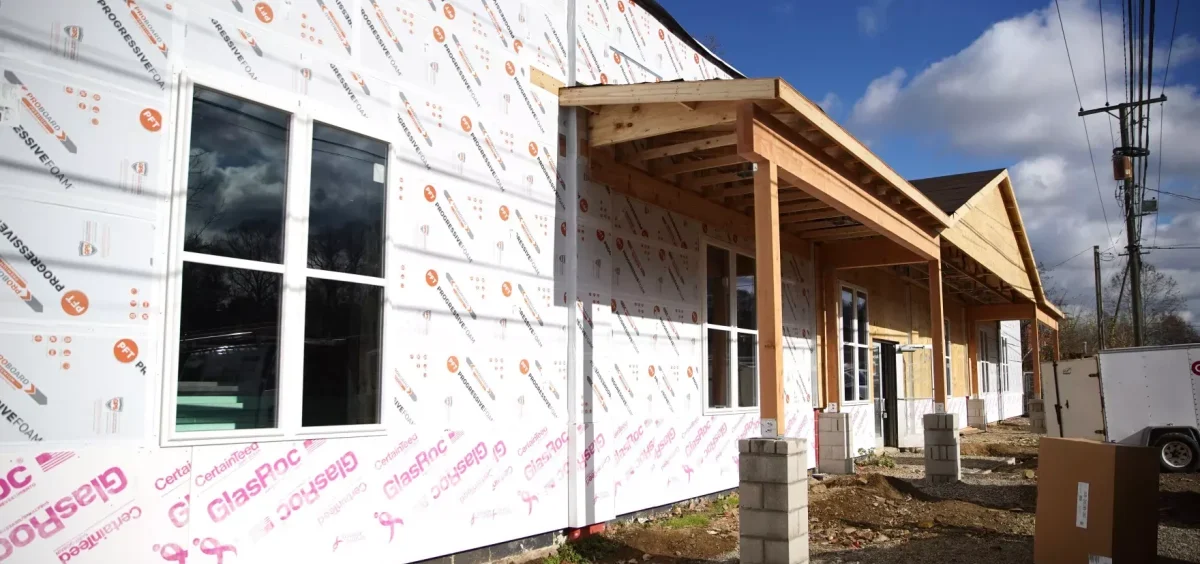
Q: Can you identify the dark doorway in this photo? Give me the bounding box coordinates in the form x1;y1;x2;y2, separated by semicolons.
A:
874;341;900;447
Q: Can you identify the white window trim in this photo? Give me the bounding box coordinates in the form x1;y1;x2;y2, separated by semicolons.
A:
839;283;871;405
158;69;396;446
979;329;990;394
999;336;1011;392
700;239;759;416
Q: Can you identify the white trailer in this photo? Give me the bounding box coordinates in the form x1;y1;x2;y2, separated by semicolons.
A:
1044;345;1200;472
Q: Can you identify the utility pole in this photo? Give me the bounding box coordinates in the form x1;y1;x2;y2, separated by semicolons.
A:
1094;245;1105;351
1079;95;1166;347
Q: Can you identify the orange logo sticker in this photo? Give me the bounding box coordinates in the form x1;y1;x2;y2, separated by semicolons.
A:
615;238;624;250
498;205;510;221
505;61;516;76
617;1;625;12
460;116;473;132
425;269;439;286
61;290;89;316
658;29;665;40
687;367;694;378
113;339;139;363
600;73;608;84
513;39;523;53
140;108;163;132
596;229;605;241
519;359;530;374
501;281;512;297
648;365;655;377
559;222;567;236
527;141;538;156
447;356;459;372
613;52;622;63
433;25;446;43
443;3;456;19
691;312;699;323
255;2;274;23
610;299;617;311
694;53;700;63
579;199;589;212
423;185;438;202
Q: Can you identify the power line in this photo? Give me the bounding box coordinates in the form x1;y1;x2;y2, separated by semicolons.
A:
1100;0;1112;105
1146;187;1200;203
1145;246;1200;250
1152;0;1182;247
1054;0;1118;248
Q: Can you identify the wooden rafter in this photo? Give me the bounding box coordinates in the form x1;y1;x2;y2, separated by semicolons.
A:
590;102;738;146
632;133;738;161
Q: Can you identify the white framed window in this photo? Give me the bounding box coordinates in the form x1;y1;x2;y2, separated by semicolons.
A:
943;318;952;397
979;329;990;393
839;285;869;403
999;337;1011;392
161;71;397;445
703;241;758;412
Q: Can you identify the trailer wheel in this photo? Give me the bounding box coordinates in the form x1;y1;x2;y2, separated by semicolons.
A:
1154;433;1199;473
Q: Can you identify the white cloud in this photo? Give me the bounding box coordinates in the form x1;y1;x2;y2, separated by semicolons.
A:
857;0;893;37
848;0;1200;317
817;92;840;113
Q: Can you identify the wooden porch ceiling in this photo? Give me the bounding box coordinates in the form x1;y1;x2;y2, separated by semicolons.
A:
560;79;952;249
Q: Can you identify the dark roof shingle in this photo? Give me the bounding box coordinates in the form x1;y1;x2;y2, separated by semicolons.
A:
909;169;1006;215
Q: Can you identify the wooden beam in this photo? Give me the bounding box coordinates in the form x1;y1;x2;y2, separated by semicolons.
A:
559;78;779;106
790;220;848;232
1053;327;1061;362
723;182;756;198
967;317;979;397
590;102;738;146
804;226;872;239
655;154;745;177
530;65;564;96
779;209;846;224
633;133;738;161
929;259;947;406
687;170;751;189
778;200;828;213
966;303;1036;322
819;238;924;269
754;161;785;436
678;101;700;110
589;152;811;260
1036;306;1058;330
737;104;940;259
943;258;1011;303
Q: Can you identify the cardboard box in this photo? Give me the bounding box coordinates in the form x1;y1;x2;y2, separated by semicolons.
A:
1034;437;1159;563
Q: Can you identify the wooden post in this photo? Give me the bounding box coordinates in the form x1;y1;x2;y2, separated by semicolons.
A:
929;260;947;408
1053;327;1061;362
966;314;979;398
1031;321;1042;398
753;161;785;437
822;265;839;410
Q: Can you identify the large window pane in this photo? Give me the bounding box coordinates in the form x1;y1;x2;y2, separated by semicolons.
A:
706;246;730;326
707;328;730;408
856;292;869;345
177;262;281;431
309;123;388;277
858;347;869;402
737;333;757;407
302;279;383;426
184;88;288;263
841;289;853;343
842;344;855;402
736;254;755;329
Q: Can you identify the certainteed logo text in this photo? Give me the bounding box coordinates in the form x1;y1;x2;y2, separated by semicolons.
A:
209;19;258;80
433;26;481;107
330;63;368;118
460;116;504;191
95;0;166;89
423;185;472;262
426;270;475;343
363;3;402;78
0;353;48;405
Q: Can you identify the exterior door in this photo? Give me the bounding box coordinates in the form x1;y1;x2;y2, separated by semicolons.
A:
873;341;899;447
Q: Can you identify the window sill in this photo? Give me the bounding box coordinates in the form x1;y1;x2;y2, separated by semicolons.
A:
159;425;388;448
702;406;761;417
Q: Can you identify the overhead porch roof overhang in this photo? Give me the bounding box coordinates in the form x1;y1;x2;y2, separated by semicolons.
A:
559;78;952;260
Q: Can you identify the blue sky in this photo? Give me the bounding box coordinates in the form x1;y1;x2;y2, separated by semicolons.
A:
661;0;1200;318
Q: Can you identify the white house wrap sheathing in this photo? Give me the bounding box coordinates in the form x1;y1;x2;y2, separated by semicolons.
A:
0;1;816;563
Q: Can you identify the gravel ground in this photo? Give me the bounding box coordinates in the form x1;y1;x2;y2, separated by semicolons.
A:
554;417;1200;564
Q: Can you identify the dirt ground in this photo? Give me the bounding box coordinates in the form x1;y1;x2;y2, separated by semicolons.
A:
541;417;1200;564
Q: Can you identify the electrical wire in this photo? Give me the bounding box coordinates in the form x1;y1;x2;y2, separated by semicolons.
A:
1144;246;1200;250
1152;0;1181;247
1054;0;1119;249
1146;187;1200;203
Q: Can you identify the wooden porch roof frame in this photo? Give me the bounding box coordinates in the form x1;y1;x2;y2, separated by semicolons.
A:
560;78;952;260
